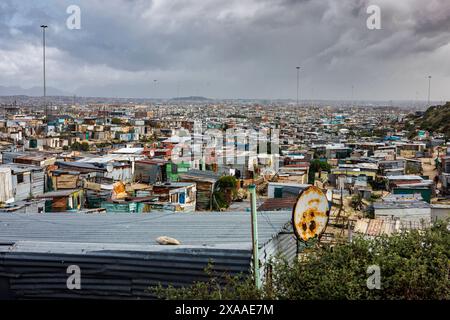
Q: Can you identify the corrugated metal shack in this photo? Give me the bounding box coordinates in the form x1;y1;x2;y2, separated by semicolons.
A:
0;211;295;299
35;189;85;212
0;164;45;201
134;159;167;184
179;170;221;210
48;170;80;191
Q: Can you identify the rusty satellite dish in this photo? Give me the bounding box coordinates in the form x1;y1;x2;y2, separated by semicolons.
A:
292;186;330;242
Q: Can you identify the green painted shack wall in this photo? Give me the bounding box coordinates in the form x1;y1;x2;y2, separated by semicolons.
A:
166;162;191;181
393;188;432;203
100;201;151;213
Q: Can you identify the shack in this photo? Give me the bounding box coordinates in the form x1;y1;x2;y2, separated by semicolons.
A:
152;182;197;212
36;189;85;212
48;170;80;191
0;164;45;202
178;170;221;210
134;159;167;184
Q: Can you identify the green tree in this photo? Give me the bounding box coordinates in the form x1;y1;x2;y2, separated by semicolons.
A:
111;118;122;125
70;141;81;151
80;142;90;151
308;159;331;184
155;221;450;300
70;141;90;151
213;175;238;210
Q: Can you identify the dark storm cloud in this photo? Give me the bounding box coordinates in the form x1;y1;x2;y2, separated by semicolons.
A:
0;0;449;100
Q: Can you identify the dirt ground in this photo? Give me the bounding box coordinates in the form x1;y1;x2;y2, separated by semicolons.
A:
421;157;437;181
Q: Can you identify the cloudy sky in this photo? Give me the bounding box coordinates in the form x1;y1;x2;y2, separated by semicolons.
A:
0;0;449;100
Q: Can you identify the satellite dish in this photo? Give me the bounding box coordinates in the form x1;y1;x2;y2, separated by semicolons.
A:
106;163;113;173
326;189;333;202
292;186;330;242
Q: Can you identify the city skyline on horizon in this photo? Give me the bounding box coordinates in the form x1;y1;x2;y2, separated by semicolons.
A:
1;0;449;101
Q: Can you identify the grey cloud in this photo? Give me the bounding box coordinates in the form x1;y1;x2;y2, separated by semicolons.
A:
0;0;449;100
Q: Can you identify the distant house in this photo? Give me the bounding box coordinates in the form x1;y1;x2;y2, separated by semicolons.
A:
152;182;197;212
48;170;80;191
1;152;56;167
0;167;14;203
258;197;297;211
56;160;132;184
373;194;431;222
134;159;168;184
378;159;405;176
386;175;429;189
0;164;45;202
179;169;221;210
430;204;450;221
101;196;156;213
267;182;310;199
36;189;85;212
276;164;310;184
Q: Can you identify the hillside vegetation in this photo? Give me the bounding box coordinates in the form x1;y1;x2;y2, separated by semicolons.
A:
412;102;450;138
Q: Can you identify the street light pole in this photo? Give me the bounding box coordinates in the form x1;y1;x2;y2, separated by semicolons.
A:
427;75;432;107
40;25;48;120
248;184;261;289
296;66;300;107
351;85;354;107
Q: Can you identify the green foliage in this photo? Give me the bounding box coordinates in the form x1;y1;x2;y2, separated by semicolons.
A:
155;222;450;300
153;264;262;300
216;175;238;190
412;102;450;139
351;193;363;210
213;176;238;210
111;117;122;125
308;159;331;184
95;142;112;148
70;141;90;151
369;193;382;202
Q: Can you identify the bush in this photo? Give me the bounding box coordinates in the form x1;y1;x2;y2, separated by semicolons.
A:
308;159;331;184
70;141;90;151
111;118;122;125
212;176;238;210
155;221;450;300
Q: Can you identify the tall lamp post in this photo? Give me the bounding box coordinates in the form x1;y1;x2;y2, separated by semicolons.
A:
296;66;300;107
40;25;48;120
427;75;432;107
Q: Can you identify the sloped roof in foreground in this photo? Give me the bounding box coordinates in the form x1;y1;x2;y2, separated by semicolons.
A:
0;211;294;299
0;211;291;248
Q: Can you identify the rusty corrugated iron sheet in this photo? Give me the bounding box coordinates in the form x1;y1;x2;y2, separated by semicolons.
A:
258;197;297;211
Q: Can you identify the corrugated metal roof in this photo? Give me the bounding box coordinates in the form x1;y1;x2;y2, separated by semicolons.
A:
0;211;294;300
0;211;291;247
179;169;221;183
35;189;81;198
1;163;43;173
258;197;297;211
373;201;430;209
0;242;253;299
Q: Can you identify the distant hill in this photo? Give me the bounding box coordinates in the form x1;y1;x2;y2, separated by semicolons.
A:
0;85;70;97
169;96;211;102
413;102;450;138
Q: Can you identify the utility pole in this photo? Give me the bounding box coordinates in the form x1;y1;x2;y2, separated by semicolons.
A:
248;184;261;289
296;66;300;107
351;85;354;107
427;75;432;107
41;25;48;121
